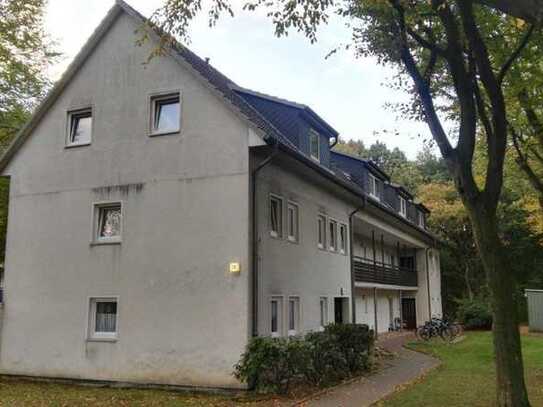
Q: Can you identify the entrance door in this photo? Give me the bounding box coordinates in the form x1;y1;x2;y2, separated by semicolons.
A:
401;298;416;329
334;298;344;324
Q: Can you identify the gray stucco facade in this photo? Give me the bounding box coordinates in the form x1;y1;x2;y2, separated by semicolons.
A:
0;1;442;390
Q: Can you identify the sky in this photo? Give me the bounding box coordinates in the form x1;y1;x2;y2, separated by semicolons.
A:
44;0;433;159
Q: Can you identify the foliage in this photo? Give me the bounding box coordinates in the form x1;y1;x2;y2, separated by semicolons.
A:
234;324;374;393
456;297;493;330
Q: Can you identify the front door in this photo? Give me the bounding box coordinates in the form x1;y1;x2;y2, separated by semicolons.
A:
334;298;344;324
402;298;417;329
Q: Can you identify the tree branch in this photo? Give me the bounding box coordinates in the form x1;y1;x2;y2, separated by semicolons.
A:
406;27;446;55
497;24;535;85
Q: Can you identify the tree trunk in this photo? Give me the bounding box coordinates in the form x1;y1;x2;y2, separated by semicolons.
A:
468;205;530;407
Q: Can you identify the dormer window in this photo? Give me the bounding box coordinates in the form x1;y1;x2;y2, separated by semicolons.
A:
368;173;380;201
399;196;407;217
418;210;426;228
309;130;320;162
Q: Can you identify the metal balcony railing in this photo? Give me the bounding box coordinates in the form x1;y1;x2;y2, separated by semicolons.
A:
353;256;418;287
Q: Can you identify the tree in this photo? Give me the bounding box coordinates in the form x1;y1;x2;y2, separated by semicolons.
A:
0;0;58;262
145;1;539;404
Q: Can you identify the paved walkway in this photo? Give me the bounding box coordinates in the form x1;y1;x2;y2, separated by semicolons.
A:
299;332;440;407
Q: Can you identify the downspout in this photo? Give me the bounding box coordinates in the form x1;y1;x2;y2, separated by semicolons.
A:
330;135;339;149
252;140;279;337
425;247;432;321
348;197;366;324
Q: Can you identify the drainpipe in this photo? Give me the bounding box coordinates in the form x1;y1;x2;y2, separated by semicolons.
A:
251;140;279;337
348;199;366;325
425;247;432;321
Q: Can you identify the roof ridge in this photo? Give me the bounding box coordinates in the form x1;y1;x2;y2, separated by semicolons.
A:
232;86;307;110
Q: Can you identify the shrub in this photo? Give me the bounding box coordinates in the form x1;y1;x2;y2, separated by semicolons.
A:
234;324;374;393
456;297;493;330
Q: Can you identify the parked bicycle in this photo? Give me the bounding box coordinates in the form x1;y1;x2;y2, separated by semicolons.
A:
416;316;463;341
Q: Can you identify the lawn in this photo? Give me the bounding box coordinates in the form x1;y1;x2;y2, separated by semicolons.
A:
381;331;543;406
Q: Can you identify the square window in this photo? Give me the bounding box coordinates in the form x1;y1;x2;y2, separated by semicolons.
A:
328;220;337;252
287;202;299;242
150;93;180;135
94;203;122;243
309;130;320;162
339;224;348;255
271;297;283;337
317;214;326;249
288;297;300;335
89;298;118;340
319;297;328;329
270;195;283;238
67;108;92;146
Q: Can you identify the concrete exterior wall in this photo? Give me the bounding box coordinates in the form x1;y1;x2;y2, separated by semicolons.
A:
0;13;252;388
354;288;400;333
255;159;354;336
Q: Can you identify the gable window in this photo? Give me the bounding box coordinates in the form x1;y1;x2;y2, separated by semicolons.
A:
288;296;300;335
319;297;328;329
339;224;348;255
317;214;326;249
309;130;320;162
94;202;122;243
150;93;181;135
67;108;92;146
287;202;299;243
368;174;380;200
399;197;407;217
270;297;283;337
418;210;425;228
328;220;338;252
88;298;118;341
270;195;283;238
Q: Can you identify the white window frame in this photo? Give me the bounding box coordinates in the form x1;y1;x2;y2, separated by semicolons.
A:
270;296;283;337
92;201;123;245
399;196;407;217
269;194;283;239
418;210;425;228
328;219;338;252
66;107;93;147
368;173;379;200
87;297;119;342
287;201;299;243
149;91;182;136
339;223;348;255
288;296;301;336
309;129;320;162
317;214;326;250
319;297;328;330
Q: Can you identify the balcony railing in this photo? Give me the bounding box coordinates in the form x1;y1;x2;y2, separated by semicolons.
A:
353;256;418;287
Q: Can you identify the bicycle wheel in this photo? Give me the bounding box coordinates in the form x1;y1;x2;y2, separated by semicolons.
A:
440;327;454;341
417;326;431;341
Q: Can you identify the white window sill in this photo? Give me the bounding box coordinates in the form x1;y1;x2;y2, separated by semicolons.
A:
369;194;380;201
310;155;320;163
287;236;299;244
270;231;281;239
91;239;121;246
271;332;280;338
317;244;326;251
87;335;118;343
65;142;91;149
288;330;298;337
149;129;180;137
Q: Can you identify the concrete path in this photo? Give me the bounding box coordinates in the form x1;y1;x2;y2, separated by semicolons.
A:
299;332;439;407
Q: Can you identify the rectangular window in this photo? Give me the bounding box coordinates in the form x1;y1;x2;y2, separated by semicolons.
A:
328;220;337;252
94;202;122;243
368;174;379;200
150;93;181;135
399;197;407;217
418;211;425;228
0;269;4;304
67;108;92;146
309;130;320;162
317;214;326;249
288;297;300;335
270;195;283;238
89;298;118;340
287;202;299;242
339;224;347;255
319;297;328;329
271;297;283;337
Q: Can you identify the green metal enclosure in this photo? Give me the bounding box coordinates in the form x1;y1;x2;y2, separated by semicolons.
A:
526;289;543;332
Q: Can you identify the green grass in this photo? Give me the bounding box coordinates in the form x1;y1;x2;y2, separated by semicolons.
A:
381;331;543;406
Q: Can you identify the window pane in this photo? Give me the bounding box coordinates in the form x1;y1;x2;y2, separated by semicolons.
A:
329;221;337;250
271;301;278;333
318;216;326;247
70;113;92;144
99;206;121;238
270;198;282;236
320;298;326;326
340;225;346;252
310;131;319;160
154;98;180;133
95;302;117;333
289;300;296;331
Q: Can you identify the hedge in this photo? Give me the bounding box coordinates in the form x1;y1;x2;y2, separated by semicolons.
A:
234;323;374;393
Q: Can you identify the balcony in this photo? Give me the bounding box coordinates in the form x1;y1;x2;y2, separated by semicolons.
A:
353;256;418;287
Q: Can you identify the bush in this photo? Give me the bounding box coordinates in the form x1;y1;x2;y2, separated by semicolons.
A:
456;297;493;330
234;324;374;393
